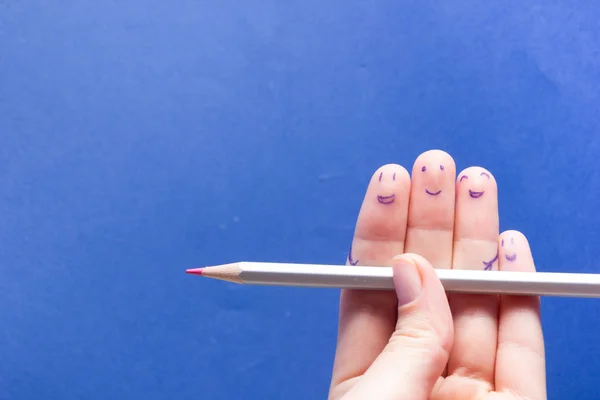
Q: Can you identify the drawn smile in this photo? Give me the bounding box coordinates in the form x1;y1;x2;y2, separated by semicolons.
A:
505;253;517;261
425;189;442;196
469;190;484;198
377;194;395;204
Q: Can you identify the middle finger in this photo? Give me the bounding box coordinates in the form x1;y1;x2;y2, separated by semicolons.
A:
405;149;456;270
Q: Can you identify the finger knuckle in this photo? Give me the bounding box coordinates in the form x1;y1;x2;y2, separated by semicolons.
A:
386;316;449;363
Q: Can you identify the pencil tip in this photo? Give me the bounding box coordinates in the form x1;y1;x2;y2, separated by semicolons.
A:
186;268;204;276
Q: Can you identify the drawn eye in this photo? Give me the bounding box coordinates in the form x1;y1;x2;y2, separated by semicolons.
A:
460;175;468;182
421;166;426;172
501;239;504;247
511;237;514;244
440;165;444;171
392;172;396;181
379;172;383;182
481;172;491;179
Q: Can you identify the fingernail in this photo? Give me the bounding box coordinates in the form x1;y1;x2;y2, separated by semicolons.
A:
392;256;422;306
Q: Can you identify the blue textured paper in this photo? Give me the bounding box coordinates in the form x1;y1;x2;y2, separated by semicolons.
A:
1;1;600;399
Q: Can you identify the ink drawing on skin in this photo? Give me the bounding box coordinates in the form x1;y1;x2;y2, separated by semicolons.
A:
502;237;517;261
377;194;395;204
422;164;444;196
483;251;498;271
460;171;490;199
376;172;395;204
348;244;359;266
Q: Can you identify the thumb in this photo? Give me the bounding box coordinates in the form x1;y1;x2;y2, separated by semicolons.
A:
342;254;454;400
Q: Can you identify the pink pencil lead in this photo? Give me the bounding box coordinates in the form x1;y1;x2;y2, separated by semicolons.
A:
186;268;204;276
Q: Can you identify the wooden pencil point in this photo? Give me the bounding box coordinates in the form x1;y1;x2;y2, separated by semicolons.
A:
195;263;244;284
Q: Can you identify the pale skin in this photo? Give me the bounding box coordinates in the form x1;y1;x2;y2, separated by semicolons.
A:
328;150;546;400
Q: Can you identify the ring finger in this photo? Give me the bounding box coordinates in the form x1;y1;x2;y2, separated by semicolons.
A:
447;167;500;384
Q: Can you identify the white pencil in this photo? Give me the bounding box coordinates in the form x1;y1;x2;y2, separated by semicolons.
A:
186;262;600;298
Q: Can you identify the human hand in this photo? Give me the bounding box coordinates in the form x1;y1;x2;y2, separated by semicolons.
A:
328;150;546;400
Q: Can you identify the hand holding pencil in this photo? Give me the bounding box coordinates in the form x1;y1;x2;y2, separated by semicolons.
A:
326;151;546;400
192;150;547;399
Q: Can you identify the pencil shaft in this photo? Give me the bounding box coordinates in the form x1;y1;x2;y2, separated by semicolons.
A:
233;262;600;298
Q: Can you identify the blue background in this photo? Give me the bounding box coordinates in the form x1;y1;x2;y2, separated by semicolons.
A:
1;1;599;399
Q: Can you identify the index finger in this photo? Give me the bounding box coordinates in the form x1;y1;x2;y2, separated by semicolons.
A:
329;164;410;399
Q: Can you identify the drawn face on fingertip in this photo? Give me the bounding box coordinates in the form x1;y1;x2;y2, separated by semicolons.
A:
420;164;446;196
501;237;517;261
376;171;397;204
458;171;492;199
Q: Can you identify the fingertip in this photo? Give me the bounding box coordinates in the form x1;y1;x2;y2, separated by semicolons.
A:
354;164;411;243
454;166;499;240
371;163;410;182
392;253;447;306
413;149;456;175
396;252;453;331
392;255;422;307
499;230;536;272
457;166;497;185
499;229;529;245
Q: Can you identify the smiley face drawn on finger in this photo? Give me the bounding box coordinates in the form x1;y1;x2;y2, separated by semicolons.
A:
376;171;396;204
501;237;517;261
421;164;445;196
459;171;491;199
